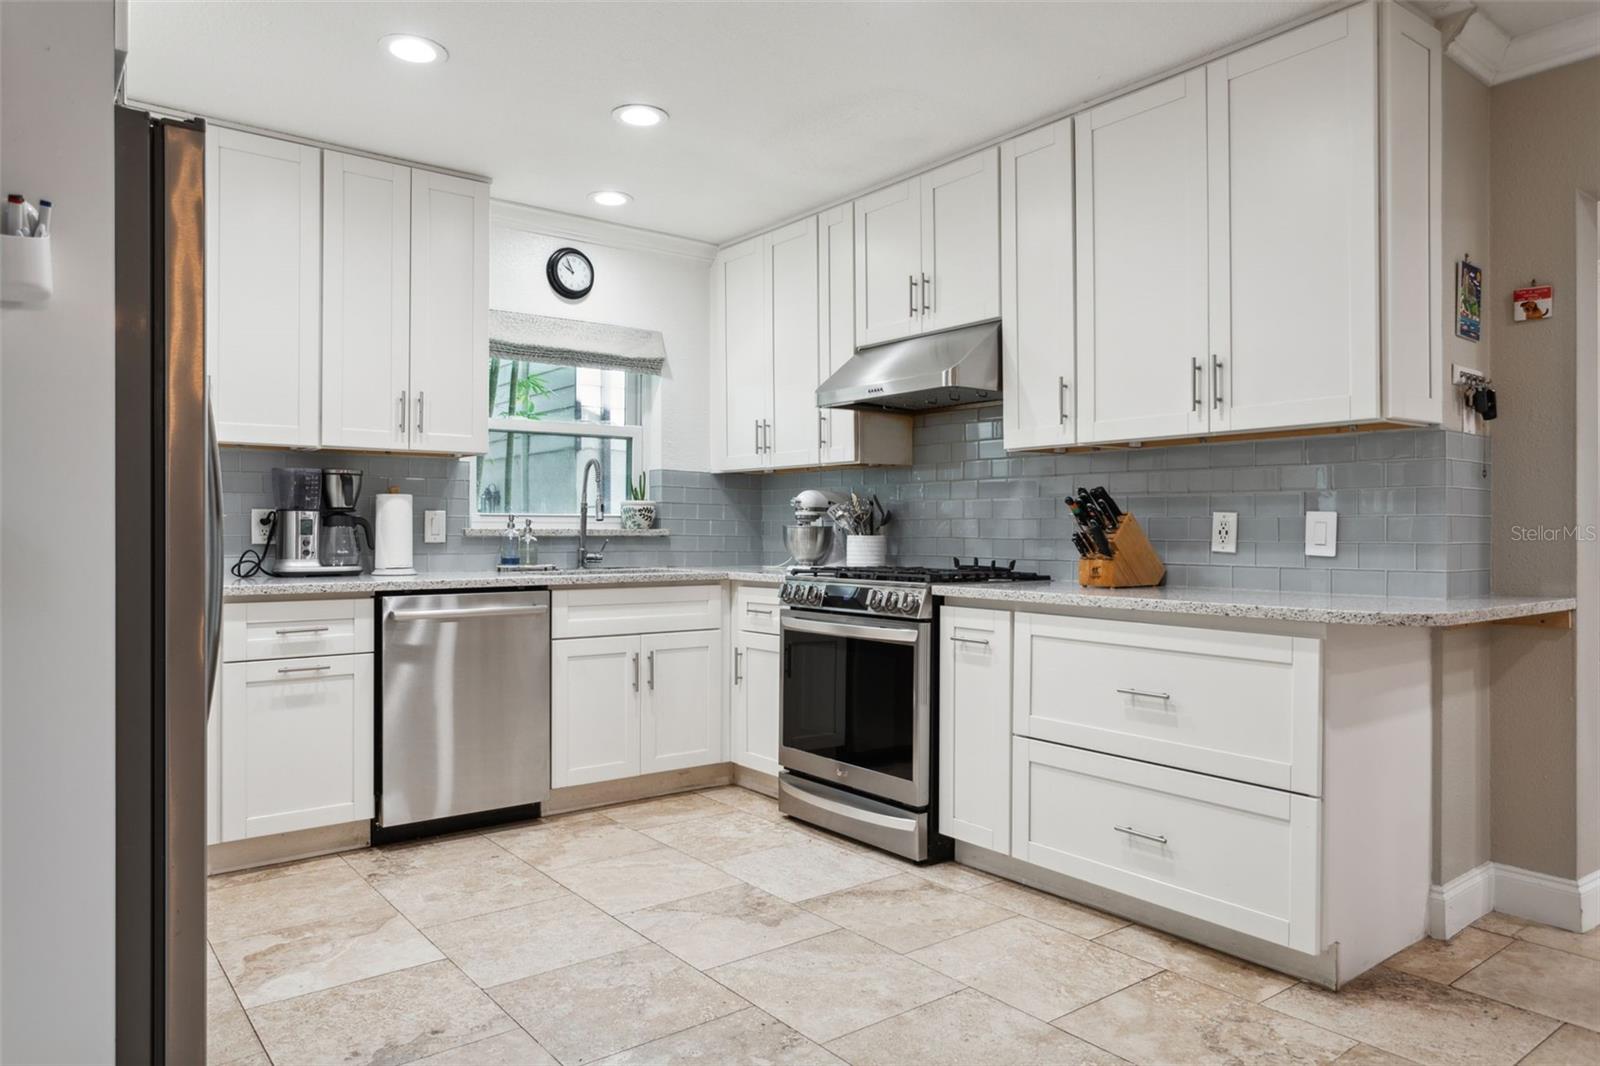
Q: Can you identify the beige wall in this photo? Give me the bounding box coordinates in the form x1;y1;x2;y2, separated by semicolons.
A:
1487;56;1600;881
1432;60;1495;885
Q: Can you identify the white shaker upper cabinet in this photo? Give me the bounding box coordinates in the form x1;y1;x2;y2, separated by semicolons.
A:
408;170;489;454
1207;4;1379;432
920;147;1000;334
322;153;411;451
766;216;822;469
854;179;923;346
1001;119;1076;450
205;128;321;447
1076;71;1210;444
710;236;772;471
817;205;858;465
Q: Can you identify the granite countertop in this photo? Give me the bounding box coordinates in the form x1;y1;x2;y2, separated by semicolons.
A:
223;567;785;600
934;580;1576;627
225;567;1574;626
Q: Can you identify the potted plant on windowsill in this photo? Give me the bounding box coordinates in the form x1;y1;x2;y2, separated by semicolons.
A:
622;473;657;531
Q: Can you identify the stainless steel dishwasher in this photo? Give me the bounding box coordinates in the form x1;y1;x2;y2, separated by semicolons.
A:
377;589;551;840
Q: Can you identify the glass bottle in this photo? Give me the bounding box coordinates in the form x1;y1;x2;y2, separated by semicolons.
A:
500;515;520;566
519;519;539;566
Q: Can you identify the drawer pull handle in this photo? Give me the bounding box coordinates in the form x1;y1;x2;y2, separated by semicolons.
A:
746;607;774;616
277;664;332;675
949;636;990;647
1116;687;1171;702
1114;824;1168;845
273;626;331;636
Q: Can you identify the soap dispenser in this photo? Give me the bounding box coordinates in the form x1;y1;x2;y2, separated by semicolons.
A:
519;519;539;566
500;515;520;566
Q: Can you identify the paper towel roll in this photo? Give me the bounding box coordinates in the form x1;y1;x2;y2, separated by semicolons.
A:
372;492;416;575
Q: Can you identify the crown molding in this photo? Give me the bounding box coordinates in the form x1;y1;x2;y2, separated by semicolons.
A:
491;200;716;262
1443;7;1600;86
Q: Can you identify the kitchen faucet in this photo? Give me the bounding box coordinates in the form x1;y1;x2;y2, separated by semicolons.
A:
578;458;608;569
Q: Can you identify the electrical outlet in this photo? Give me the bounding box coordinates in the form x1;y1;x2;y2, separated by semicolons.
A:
424;510;447;544
250;508;274;545
1211;511;1238;554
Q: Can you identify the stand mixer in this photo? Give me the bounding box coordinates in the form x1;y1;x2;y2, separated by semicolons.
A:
782;489;846;568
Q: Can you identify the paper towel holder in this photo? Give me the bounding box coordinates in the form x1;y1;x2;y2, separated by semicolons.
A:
372;490;418;576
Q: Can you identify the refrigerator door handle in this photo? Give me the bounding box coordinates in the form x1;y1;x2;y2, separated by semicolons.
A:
204;383;224;711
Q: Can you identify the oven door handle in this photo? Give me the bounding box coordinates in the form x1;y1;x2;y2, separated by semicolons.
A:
781;614;922;645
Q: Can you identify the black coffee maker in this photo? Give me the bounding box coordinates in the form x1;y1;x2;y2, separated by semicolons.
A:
317;468;373;574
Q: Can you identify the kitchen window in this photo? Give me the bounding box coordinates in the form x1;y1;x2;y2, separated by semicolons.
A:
470;353;644;526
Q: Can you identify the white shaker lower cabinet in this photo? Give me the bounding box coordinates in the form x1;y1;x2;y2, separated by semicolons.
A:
640;631;725;774
220;654;375;840
730;632;781;776
730;586;782;776
1012;737;1321;954
1012;613;1321;794
550;586;725;788
552;635;644;787
211;599;376;844
938;607;1013;852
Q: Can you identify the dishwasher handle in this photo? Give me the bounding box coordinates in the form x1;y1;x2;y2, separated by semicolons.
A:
387;604;550;624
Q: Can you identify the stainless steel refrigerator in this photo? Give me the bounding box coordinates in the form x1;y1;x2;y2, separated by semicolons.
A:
114;106;217;1065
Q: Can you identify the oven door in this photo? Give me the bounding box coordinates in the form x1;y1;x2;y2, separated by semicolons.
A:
779;608;931;809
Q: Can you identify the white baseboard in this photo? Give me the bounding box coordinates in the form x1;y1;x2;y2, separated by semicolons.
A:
1428;863;1495;939
1428;862;1600;937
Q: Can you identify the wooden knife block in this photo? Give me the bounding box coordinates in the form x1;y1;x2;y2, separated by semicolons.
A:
1077;513;1166;588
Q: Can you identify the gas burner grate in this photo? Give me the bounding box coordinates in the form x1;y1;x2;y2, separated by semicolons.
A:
789;560;1049;584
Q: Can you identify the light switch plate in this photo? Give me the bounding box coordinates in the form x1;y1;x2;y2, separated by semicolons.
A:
250;509;274;545
1210;511;1238;554
1305;510;1338;557
424;510;447;544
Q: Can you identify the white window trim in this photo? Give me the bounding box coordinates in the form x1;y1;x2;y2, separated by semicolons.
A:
469;416;645;530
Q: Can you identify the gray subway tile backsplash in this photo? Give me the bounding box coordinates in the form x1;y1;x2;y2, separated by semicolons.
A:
222;403;1490;596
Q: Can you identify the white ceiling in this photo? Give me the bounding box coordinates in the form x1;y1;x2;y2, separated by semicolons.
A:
127;1;1335;245
1413;0;1600;36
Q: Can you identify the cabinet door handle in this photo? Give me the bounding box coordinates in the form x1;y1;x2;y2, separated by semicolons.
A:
1114;824;1168;845
632;652;639;691
273;626;331;636
733;647;743;685
398;389;408;434
754;419;761;454
277;664;332;675
1116;687;1172;702
764;420;772;453
818;411;827;451
908;274;917;316
949;635;990;647
417;391;426;434
1191;358;1202;412
1058;377;1070;424
921;272;931;314
647;650;655;690
1212;356;1222;411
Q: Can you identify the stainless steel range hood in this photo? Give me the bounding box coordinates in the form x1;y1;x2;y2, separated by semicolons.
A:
816;320;1000;412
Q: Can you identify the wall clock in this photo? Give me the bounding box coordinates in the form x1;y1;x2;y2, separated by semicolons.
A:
546;246;594;299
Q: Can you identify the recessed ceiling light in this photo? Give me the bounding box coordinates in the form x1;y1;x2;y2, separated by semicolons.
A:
612;104;669;128
590;190;632;207
381;34;447;64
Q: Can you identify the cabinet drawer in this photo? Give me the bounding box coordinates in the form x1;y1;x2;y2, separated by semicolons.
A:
1012;737;1319;953
1013;613;1321;794
552;584;720;639
733;585;782;635
222;598;374;662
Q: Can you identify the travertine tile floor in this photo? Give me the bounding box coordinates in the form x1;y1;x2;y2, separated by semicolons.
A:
208;786;1600;1066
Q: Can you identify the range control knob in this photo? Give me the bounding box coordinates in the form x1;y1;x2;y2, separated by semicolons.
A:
881;590;902;613
864;589;883;611
809;585;824;606
779;584;793;603
900;593;922;616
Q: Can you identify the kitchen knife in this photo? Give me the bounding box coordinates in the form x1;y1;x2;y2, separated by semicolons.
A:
1090;486;1123;523
1084;516;1114;557
1071;532;1094;558
1066;497;1091;528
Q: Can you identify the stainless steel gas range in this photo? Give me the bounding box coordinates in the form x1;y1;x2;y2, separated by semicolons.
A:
776;561;1048;861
